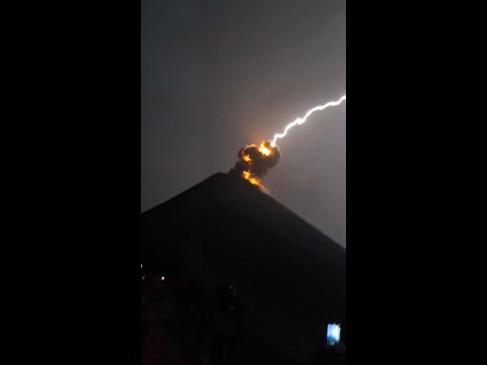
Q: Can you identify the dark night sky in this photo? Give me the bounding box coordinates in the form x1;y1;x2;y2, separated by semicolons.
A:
141;0;346;246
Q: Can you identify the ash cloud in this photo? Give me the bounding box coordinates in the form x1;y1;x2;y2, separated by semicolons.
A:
234;140;281;178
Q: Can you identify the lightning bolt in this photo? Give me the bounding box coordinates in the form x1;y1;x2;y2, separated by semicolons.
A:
270;94;346;147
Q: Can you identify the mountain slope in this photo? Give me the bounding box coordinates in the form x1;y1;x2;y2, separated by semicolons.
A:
141;171;345;363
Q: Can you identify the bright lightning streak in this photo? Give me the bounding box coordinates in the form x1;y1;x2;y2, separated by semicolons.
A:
270;94;346;147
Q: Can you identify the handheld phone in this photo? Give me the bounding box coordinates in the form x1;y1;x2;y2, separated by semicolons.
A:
326;323;341;346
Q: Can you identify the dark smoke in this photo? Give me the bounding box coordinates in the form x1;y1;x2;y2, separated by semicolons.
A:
234;140;281;178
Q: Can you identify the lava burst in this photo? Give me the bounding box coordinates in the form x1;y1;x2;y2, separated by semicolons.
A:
235;140;280;187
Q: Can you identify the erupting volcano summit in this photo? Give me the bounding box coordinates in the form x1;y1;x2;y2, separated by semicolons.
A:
233;94;345;188
234;140;281;187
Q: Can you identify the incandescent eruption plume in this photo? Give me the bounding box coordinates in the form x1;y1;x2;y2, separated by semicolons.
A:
234;140;281;187
235;94;346;188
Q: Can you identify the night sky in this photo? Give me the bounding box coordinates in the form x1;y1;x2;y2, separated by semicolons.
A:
141;0;346;246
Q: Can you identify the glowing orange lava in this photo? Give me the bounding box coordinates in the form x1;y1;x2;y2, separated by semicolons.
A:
238;140;277;187
258;141;272;156
241;170;261;186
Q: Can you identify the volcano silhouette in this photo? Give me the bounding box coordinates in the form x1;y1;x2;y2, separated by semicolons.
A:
141;171;345;364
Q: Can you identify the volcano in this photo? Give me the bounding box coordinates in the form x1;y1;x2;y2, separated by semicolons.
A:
141;170;345;364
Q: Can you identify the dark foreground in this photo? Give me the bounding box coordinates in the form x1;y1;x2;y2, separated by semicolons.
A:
141;172;346;364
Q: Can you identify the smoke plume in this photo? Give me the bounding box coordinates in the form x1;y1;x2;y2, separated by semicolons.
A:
233;140;281;186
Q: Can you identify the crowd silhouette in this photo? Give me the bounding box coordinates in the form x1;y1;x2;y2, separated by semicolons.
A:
141;272;345;365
